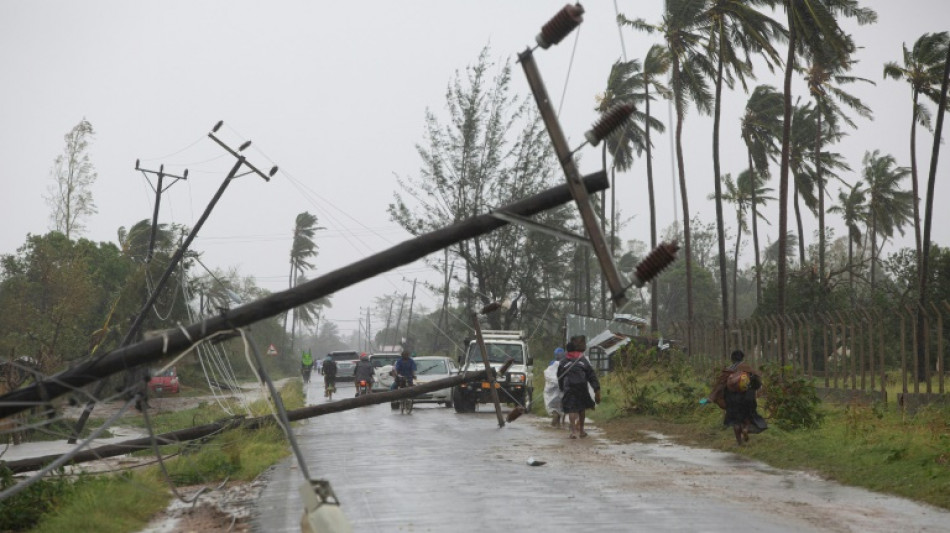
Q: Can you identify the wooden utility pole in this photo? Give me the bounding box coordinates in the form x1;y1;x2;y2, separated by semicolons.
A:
405;279;417;351
1;172;610;418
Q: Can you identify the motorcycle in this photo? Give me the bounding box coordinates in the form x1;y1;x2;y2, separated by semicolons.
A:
356;379;372;397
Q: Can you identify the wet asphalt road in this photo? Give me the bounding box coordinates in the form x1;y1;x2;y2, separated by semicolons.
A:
252;381;950;532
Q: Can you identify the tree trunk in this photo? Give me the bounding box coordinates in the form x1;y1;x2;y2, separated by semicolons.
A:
918;45;950;381
733;209;742;325
910;90;923;267
777;12;796;367
748;148;762;305
870;211;877;291
712;27;730;350
673;55;694;355
816;104;825;308
645;83;659;334
848;237;855;308
794;179;805;267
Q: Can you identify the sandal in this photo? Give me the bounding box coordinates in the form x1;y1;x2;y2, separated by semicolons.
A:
569;433;577;439
579;432;589;438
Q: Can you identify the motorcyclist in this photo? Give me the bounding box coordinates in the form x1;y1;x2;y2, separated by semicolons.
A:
392;350;417;389
321;355;337;397
353;353;375;396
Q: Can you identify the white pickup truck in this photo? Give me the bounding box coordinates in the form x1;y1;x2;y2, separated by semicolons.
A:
452;330;533;413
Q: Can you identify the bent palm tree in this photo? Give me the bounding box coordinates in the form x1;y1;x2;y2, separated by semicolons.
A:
776;0;876;365
715;170;774;321
741;85;783;303
285;212;323;351
883;31;950;266
621;0;713;353
805;36;873;295
828;183;867;307
861;150;912;290
598;50;669;330
703;0;784;330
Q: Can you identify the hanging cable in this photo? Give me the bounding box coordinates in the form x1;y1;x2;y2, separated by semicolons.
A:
556;25;582;119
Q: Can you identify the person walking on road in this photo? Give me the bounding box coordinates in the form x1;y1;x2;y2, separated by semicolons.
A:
708;349;766;446
544;347;566;427
558;340;601;439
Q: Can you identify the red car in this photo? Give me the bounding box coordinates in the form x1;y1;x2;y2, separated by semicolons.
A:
148;367;180;394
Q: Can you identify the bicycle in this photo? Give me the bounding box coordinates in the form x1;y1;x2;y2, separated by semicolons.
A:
390;376;414;414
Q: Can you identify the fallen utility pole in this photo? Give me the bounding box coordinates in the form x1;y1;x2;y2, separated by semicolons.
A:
3;367;502;474
0;172;608;418
69;124;274;443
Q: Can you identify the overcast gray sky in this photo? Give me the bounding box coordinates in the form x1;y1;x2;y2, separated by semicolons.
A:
1;1;948;340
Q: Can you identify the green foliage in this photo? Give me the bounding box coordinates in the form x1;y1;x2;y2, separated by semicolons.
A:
0;467;89;531
761;364;825;430
603;343;705;418
29;471;168;533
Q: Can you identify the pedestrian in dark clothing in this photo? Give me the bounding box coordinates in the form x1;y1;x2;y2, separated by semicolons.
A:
708;349;766;445
557;340;601;439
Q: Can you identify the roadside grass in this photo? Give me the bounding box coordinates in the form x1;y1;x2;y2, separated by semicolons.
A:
2;381;305;532
29;471;168;533
591;371;950;510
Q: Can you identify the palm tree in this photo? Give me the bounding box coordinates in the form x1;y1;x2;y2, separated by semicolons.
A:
598;49;669;331
776;0;876;365
861;150;913;290
828;183;867;307
805;36;873;297
788;102;850;267
285;212;322;351
703;0;784;331
597;58;662;317
620;0;713;353
883;31;950;267
715;170;774;321
741;85;783;303
919;39;950;383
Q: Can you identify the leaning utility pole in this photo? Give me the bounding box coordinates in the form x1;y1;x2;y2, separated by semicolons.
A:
391;294;407;350
70;121;277;442
134;161;188;263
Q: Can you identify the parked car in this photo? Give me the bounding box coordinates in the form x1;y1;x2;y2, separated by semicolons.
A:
369;352;401;392
148;367;180;394
406;356;458;407
327;350;361;381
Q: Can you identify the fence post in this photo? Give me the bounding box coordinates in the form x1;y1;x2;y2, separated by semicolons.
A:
906;305;920;394
923;303;932;395
938;302;947;395
798;313;815;379
900;309;908;395
861;308;874;392
834;311;846;390
821;312;830;388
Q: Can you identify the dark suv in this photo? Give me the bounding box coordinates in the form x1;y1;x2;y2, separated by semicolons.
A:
327;350;360;381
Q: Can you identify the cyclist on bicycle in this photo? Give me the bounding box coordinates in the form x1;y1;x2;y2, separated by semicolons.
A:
353;353;375;396
321;355;337;396
392;350;417;389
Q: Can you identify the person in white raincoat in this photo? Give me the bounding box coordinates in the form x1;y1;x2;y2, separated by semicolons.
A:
544;347;566;427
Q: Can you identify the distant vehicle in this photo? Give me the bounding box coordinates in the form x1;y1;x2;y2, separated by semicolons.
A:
402;356;458;408
327;350;360;381
453;330;532;413
148;367;180;394
369;352;401;392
